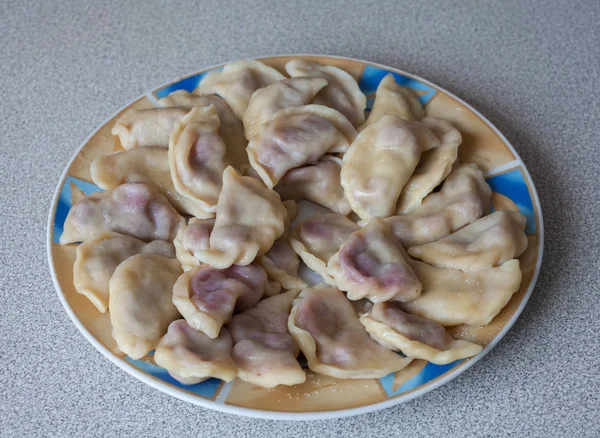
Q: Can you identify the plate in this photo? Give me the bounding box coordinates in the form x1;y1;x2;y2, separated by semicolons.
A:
47;55;544;420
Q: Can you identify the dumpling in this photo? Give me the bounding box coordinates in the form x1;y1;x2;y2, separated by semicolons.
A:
243;77;328;139
109;254;182;359
90;146;211;218
361;73;424;129
157;90;248;169
274;155;352;215
257;240;307;291
341;115;441;220
384;163;492;247
168;106;229;215
229;289;306;387
247;105;357;188
288;285;412;378
408;210;528;271
289;214;359;284
401;259;522;326
173;218;215;271
191;166;287;268
60;183;184;244
327;217;422;303
196;59;285;119
112;107;188;149
285;60;367;127
154;319;237;384
172;263;272;338
359;302;482;365
396;117;462;214
73;232;175;313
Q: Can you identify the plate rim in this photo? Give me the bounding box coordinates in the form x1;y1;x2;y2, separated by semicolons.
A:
46;53;545;421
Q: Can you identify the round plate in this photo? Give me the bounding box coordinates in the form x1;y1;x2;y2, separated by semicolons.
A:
47;55;544;420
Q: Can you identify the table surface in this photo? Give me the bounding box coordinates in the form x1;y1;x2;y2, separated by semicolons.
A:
2;0;599;436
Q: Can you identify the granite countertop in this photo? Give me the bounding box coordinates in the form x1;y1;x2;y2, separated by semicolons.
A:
2;0;599;436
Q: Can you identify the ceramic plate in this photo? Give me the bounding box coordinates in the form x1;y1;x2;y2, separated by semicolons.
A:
47;55;543;420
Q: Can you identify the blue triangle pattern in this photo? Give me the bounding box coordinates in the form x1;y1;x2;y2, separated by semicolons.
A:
486;169;536;234
154;67;223;99
359;65;437;106
379;360;463;397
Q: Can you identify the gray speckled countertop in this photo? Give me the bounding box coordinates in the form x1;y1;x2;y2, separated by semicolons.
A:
2;0;599;436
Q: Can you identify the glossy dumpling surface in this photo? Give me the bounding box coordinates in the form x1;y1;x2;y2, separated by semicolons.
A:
288;285;412;378
173;218;215;271
191;166;287;268
285;60;367;127
109;254;182;359
408;210;528;271
60;183;184;244
247;105;357;188
327;217;422;302
360;302;482;364
73;232;174;313
112;107;188;149
229;289;305;388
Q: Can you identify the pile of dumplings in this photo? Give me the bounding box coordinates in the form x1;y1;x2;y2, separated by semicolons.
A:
61;59;528;389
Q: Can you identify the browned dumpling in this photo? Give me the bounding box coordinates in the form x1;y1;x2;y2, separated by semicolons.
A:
285;60;367;127
341;115;442;220
196;59;285;119
229;290;306;388
112;107;189;149
157;90;248;169
90;146;212;218
395;117;462;214
275;155;352;215
172;263;274;339
327;217;422;303
109;254;182;359
60;183;184;244
73;232;175;313
289;213;360;284
401;259;522;326
408;210;528;271
168;106;230;215
361;74;424;128
360;302;482;364
288;285;412;378
154;319;237;384
243;77;328;139
247;105;357;188
191;166;287;268
384;163;492;247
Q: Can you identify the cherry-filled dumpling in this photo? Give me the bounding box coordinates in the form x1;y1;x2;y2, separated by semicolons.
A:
154;319;237;385
109;254;182;359
90;146;211;218
247;105;357;188
191;166;287;269
168;105;230;215
385;163;492;247
361;74;424;129
172;263;274;339
402;259;522;326
112;107;188;149
157;90;248;169
327;217;422;303
360;302;483;365
285;60;367;127
395;117;462;214
59;183;184;244
275;155;352;215
229;289;306;388
196;59;285;119
257;239;307;291
341;115;442;220
288;285;412;378
408;210;528;271
173;218;215;271
73;232;175;313
243;76;328;139
290;214;360;285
